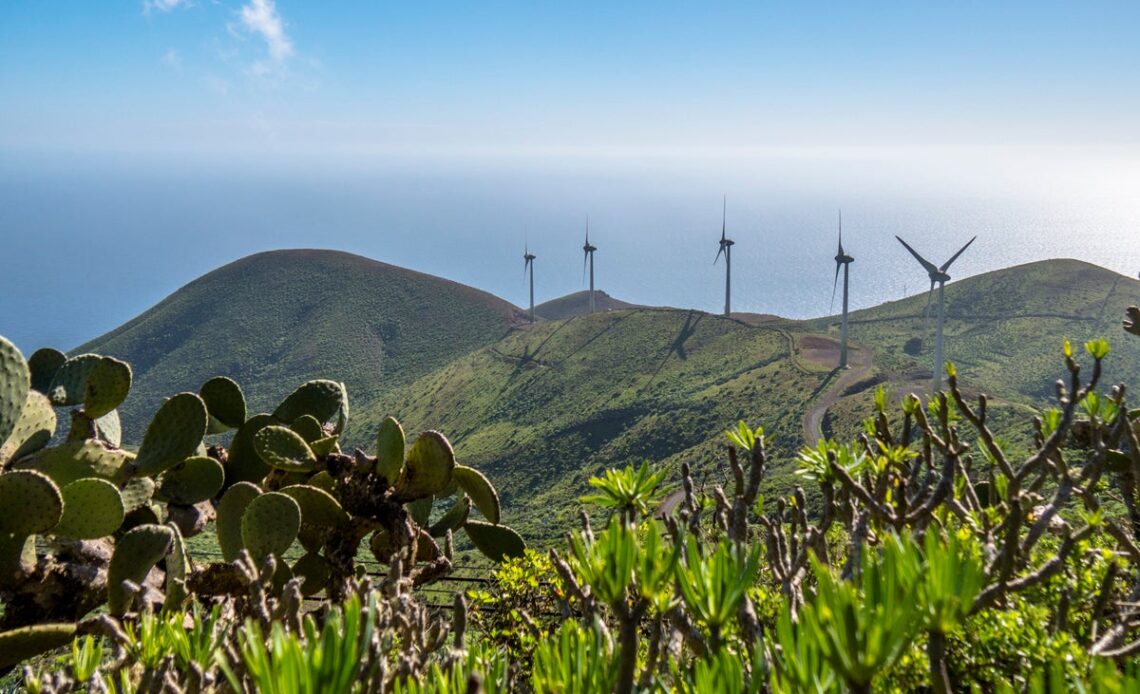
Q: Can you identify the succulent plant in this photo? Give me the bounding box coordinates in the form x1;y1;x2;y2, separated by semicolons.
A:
0;333;524;671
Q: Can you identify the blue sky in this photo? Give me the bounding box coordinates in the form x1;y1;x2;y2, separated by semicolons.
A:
3;1;1139;159
3;2;1140;353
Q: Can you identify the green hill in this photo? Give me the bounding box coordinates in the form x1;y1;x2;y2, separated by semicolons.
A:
71;253;1140;540
362;308;830;540
77;249;526;434
358;259;1140;540
809;259;1140;400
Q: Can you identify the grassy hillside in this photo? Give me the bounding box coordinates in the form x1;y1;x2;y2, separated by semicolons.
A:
360;259;1140;540
362;308;833;540
70;253;1140;541
78;249;526;434
808;259;1140;400
534;290;639;320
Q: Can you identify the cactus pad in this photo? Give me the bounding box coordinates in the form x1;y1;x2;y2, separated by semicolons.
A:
0;335;30;449
81;357;132;418
164;522;189;610
225;414;274;485
375;416;405;483
26;347;66;395
463;520;525;562
273;379;349;433
119;476;157;512
93;409;122;448
452;465;500;524
240;491;301;560
280;484;349;526
16;439;132;487
407;496;434;527
108;524;175;614
253;425;317;472
290;414;325;443
216;482;261;562
47;354;132;417
292;553;332;596
309;435;340;458
0;391;55;466
394;431;455;501
55;478;125;539
199;376;247;433
0;623;78;670
0;470;63;536
307;471;336;494
429;495;471;537
134;393;208;477
158;456;225;505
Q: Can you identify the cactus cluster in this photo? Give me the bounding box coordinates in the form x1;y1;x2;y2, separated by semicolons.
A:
0;334;523;673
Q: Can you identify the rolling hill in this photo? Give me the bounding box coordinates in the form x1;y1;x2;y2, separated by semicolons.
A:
357;259;1140;539
68;253;1140;540
534;290;639;320
77;249;527;434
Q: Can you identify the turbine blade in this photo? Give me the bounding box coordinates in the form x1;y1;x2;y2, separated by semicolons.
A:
923;279;935;323
582;250;588;283
939;235;977;272
837;209;844;255
895;236;940;275
721;195;727;242
830;261;841;312
715;244;725;264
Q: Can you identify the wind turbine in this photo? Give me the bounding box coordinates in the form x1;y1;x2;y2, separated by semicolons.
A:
714;196;735;316
830;210;854;368
896;234;977;394
582;218;597;314
523;241;536;323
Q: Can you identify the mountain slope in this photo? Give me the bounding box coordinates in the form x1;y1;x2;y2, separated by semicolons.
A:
361;259;1140;540
363;308;830;539
808;259;1140;400
78;249;526;434
534;290;639;320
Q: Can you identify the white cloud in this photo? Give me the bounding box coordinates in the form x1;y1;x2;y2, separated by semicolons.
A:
143;0;192;15
238;0;293;63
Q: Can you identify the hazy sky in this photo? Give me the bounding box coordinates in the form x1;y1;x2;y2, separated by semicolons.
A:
2;2;1140;354
3;2;1139;159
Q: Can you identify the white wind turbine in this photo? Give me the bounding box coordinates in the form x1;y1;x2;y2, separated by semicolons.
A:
830;211;855;368
714;196;735;316
896;234;977;394
523;240;536;323
582;218;597;314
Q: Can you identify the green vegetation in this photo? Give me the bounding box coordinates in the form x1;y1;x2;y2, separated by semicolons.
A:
15;325;1140;691
75;254;1140;545
78;250;525;434
0;334;522;681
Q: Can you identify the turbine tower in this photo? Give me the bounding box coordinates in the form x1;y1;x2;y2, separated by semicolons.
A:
896;234;977;394
714;196;735;316
523;241;536;323
831;210;855;368
582;219;597;314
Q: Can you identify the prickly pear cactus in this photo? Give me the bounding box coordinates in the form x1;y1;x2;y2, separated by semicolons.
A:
0;336;30;451
0;333;525;672
54;478;125;539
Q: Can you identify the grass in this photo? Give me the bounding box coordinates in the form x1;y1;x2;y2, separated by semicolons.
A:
71;254;1140;543
76;249;526;436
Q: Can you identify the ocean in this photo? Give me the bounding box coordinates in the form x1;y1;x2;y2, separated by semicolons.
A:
2;148;1138;354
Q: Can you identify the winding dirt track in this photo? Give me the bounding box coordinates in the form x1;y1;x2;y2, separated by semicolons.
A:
799;336;875;447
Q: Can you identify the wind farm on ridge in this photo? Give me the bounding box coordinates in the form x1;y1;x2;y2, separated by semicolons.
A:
521;200;976;393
